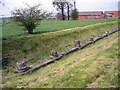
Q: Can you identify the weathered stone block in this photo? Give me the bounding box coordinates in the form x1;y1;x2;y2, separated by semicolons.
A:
16;61;30;73
93;36;101;42
60;49;70;56
106;31;110;36
90;38;94;42
117;28;120;31
101;33;108;38
75;40;81;47
84;41;92;47
69;47;79;53
50;50;58;57
54;55;63;61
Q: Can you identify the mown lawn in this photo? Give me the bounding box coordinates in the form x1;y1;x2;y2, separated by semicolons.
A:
2;30;119;88
1;18;118;39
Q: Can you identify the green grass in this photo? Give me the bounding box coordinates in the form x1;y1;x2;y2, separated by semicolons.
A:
1;18;118;39
2;20;119;88
2;29;119;88
2;21;118;74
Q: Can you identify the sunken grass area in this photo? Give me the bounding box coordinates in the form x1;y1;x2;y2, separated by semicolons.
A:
2;21;118;74
2;18;117;39
2;28;119;88
2;19;119;88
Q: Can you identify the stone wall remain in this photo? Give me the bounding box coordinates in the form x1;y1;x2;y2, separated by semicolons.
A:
16;28;119;75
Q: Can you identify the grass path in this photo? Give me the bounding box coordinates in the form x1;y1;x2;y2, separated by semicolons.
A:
3;31;118;88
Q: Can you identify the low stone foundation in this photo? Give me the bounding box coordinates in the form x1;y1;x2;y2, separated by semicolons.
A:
17;28;119;75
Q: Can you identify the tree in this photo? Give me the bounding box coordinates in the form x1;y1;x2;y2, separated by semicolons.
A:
66;2;73;20
72;0;76;9
53;0;73;20
53;0;68;20
71;9;78;20
12;4;51;34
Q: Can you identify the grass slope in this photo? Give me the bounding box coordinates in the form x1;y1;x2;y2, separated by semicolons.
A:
2;29;119;88
1;18;117;39
2;21;118;74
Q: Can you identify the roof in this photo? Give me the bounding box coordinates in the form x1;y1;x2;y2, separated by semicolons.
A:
79;11;103;16
105;11;120;15
104;11;120;14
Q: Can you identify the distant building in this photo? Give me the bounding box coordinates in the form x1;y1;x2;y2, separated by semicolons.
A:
56;13;67;20
46;14;57;20
78;11;104;19
104;11;120;18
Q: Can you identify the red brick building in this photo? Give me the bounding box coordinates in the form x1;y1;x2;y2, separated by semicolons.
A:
78;11;104;19
104;11;120;18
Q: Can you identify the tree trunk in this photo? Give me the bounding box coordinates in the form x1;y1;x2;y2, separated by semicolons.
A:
28;29;33;34
74;0;76;9
61;4;65;20
67;3;70;20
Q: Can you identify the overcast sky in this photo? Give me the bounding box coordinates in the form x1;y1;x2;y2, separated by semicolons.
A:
0;0;119;17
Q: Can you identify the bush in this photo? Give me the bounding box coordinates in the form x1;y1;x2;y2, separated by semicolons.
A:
71;9;79;20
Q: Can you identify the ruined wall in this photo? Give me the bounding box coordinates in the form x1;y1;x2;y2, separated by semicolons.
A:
16;28;119;75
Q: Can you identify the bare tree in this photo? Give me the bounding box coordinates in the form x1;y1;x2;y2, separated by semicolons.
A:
66;2;73;20
12;3;51;34
53;0;68;20
73;0;76;9
53;0;73;20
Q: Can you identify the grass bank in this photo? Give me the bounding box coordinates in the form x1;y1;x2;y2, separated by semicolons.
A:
2;21;118;74
2;28;119;88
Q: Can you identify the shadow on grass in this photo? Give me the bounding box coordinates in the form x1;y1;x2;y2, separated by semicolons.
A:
32;31;51;34
1;30;55;40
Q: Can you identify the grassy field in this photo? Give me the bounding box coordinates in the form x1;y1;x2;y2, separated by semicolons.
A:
1;18;117;39
2;20;119;88
2;28;119;88
2;21;118;73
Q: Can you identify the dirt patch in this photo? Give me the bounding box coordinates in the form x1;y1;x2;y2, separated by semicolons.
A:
87;75;104;88
87;58;118;88
38;77;48;82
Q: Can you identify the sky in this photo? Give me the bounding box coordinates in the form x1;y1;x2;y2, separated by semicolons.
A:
0;0;119;17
